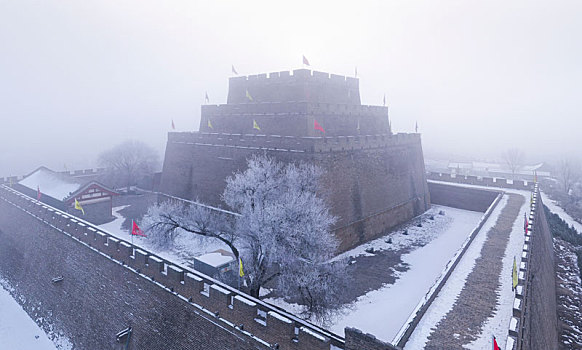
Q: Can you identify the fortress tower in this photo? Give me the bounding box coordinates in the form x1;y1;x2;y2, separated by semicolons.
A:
160;69;430;251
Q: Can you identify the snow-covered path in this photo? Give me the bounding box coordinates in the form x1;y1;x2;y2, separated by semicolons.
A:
405;186;531;350
327;206;483;342
0;280;57;350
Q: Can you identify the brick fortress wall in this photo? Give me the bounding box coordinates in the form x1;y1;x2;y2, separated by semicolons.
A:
513;190;559;349
160;132;430;252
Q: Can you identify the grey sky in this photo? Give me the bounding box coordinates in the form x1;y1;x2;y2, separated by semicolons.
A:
1;0;580;176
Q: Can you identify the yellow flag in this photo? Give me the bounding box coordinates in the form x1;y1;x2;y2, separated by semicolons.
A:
246;89;253;101
253;120;261;131
239;258;244;277
75;199;85;215
512;256;518;290
207;119;213;129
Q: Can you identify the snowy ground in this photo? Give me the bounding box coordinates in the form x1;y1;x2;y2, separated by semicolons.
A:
328;206;483;342
0;279;57;350
266;205;483;342
541;191;582;234
405;184;531;349
100;206;229;269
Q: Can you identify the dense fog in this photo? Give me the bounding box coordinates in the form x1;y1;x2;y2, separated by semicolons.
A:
1;0;580;176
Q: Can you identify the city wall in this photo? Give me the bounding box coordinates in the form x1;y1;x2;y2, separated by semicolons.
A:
160;132;430;252
508;186;559;349
0;185;399;350
427;172;534;191
428;181;501;212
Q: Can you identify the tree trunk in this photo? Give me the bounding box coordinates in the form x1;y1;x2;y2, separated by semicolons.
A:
249;286;260;298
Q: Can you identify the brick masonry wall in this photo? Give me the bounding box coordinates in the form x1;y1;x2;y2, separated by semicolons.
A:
200;103;389;137
520;195;559;349
427;172;533;191
65;198;112;225
428;182;500;212
344;328;399;350
159;134;430;252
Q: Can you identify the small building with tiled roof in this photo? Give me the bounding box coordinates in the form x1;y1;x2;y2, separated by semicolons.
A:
14;167;118;224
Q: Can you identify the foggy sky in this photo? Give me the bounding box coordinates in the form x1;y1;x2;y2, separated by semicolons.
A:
1;0;581;177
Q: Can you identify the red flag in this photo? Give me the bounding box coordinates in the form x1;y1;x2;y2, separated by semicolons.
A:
524;212;529;234
37;186;42;200
171;119;175;130
314;119;325;133
493;336;501;350
303;55;310;66
131;220;146;237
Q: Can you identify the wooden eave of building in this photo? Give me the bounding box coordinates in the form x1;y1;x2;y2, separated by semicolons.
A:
63;181;119;205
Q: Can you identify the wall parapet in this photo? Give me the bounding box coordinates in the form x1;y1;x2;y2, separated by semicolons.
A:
229;69;359;86
427;172;534;191
201;102;387;117
507;183;559;349
0;184;344;350
168;132;419;154
0;168;105;185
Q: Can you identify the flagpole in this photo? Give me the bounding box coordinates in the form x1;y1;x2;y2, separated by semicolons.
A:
131;220;134;246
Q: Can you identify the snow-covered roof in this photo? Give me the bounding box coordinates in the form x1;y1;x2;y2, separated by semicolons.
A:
520;163;544;171
195;249;235;268
18;166;117;202
19;167;83;201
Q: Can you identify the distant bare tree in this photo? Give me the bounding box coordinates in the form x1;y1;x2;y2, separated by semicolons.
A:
503;148;525;179
559;158;580;194
98;140;158;192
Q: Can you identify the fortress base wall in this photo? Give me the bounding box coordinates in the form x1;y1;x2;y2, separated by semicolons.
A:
160;133;430;252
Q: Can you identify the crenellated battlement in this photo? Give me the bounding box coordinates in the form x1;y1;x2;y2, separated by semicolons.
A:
229;69;359;87
0;184;344;350
0;167;106;186
168;132;419;153
227;69;361;105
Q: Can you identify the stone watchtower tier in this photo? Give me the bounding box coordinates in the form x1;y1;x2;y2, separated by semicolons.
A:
201;69;390;137
160;69;430;252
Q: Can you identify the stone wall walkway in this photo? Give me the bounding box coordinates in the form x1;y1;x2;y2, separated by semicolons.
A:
424;194;524;349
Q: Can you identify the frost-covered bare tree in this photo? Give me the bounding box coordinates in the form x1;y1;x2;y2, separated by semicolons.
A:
141;200;237;252
143;155;345;321
503;148;525;178
98;140;158;192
